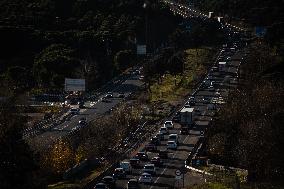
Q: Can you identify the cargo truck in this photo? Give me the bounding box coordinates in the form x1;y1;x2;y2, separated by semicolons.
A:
180;107;194;127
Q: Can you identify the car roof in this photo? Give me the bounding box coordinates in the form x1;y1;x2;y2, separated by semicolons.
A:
169;134;177;136
103;176;113;179
145;164;154;166
142;172;151;176
129;178;138;182
168;140;176;143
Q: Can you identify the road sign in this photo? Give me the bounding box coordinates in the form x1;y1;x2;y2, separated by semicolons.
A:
137;45;147;55
65;78;85;92
175;169;181;176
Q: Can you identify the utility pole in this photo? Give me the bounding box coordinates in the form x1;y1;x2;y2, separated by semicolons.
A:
143;1;149;54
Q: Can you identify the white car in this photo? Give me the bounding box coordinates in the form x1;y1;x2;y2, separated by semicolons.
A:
164;120;174;129
159;127;169;135
139;173;153;184
167;141;177;150
143;164;156;175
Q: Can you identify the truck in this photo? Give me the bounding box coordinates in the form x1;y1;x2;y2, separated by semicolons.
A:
180;107;194;127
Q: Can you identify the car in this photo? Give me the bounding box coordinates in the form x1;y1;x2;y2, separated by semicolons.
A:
117;93;125;98
203;96;211;103
120;161;132;173
184;102;191;108
145;143;157;152
151;157;162;167
212;66;218;71
127;178;139;189
129;158;140;168
143;164;156;175
78;101;85;108
188;96;195;105
135;151;148;161
150;136;160;145
158;149;168;159
102;176;115;188
101;97;111;103
94;183;109;189
164;120;174;129
156;132;165;140
139;75;145;80
208;84;214;91
167;141;177;150
70;108;80;114
172;112;180;122
168;134;179;144
79;117;87;125
159;127;169;135
139;173;153;184
105;93;113;98
112;168;126;179
133;69;140;75
180;126;189;135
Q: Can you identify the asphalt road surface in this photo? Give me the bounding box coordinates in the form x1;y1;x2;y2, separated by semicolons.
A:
31;70;144;149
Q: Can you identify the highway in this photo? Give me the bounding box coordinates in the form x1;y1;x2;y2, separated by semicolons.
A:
30;70;144;150
92;44;246;188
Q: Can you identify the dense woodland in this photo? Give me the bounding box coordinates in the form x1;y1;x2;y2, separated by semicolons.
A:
0;0;181;95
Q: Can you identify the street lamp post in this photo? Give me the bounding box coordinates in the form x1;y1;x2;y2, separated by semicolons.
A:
143;2;149;54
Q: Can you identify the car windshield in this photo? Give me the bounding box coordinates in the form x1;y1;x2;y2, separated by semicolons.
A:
169;135;177;139
145;165;154;169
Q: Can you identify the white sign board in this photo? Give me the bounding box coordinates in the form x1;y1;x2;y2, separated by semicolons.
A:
137;45;147;55
65;78;85;92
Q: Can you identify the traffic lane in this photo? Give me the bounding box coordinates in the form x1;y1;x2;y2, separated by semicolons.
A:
150;133;200;189
31;79;143;148
115;126;186;189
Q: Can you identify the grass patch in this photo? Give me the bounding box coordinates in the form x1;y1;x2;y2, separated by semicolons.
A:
191;183;231;189
150;48;215;103
48;164;108;189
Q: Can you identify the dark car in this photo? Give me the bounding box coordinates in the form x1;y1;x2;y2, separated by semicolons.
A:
94;183;109;189
156;132;164;141
151;157;162;167
127;178;139;189
145;143;157;152
150;136;160;145
102;176;115;188
172;112;180;122
135;151;148;161
180;127;189;135
78;101;85;108
188;96;195;105
101;97;111;103
112;168;126;179
117;93;125;98
130;158;140;168
158;150;168;159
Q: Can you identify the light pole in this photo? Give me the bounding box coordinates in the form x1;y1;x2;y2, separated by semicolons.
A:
143;1;149;54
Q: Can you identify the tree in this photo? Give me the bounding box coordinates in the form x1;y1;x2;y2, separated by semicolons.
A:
114;50;135;72
0;100;44;189
33;44;80;88
43;139;75;175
